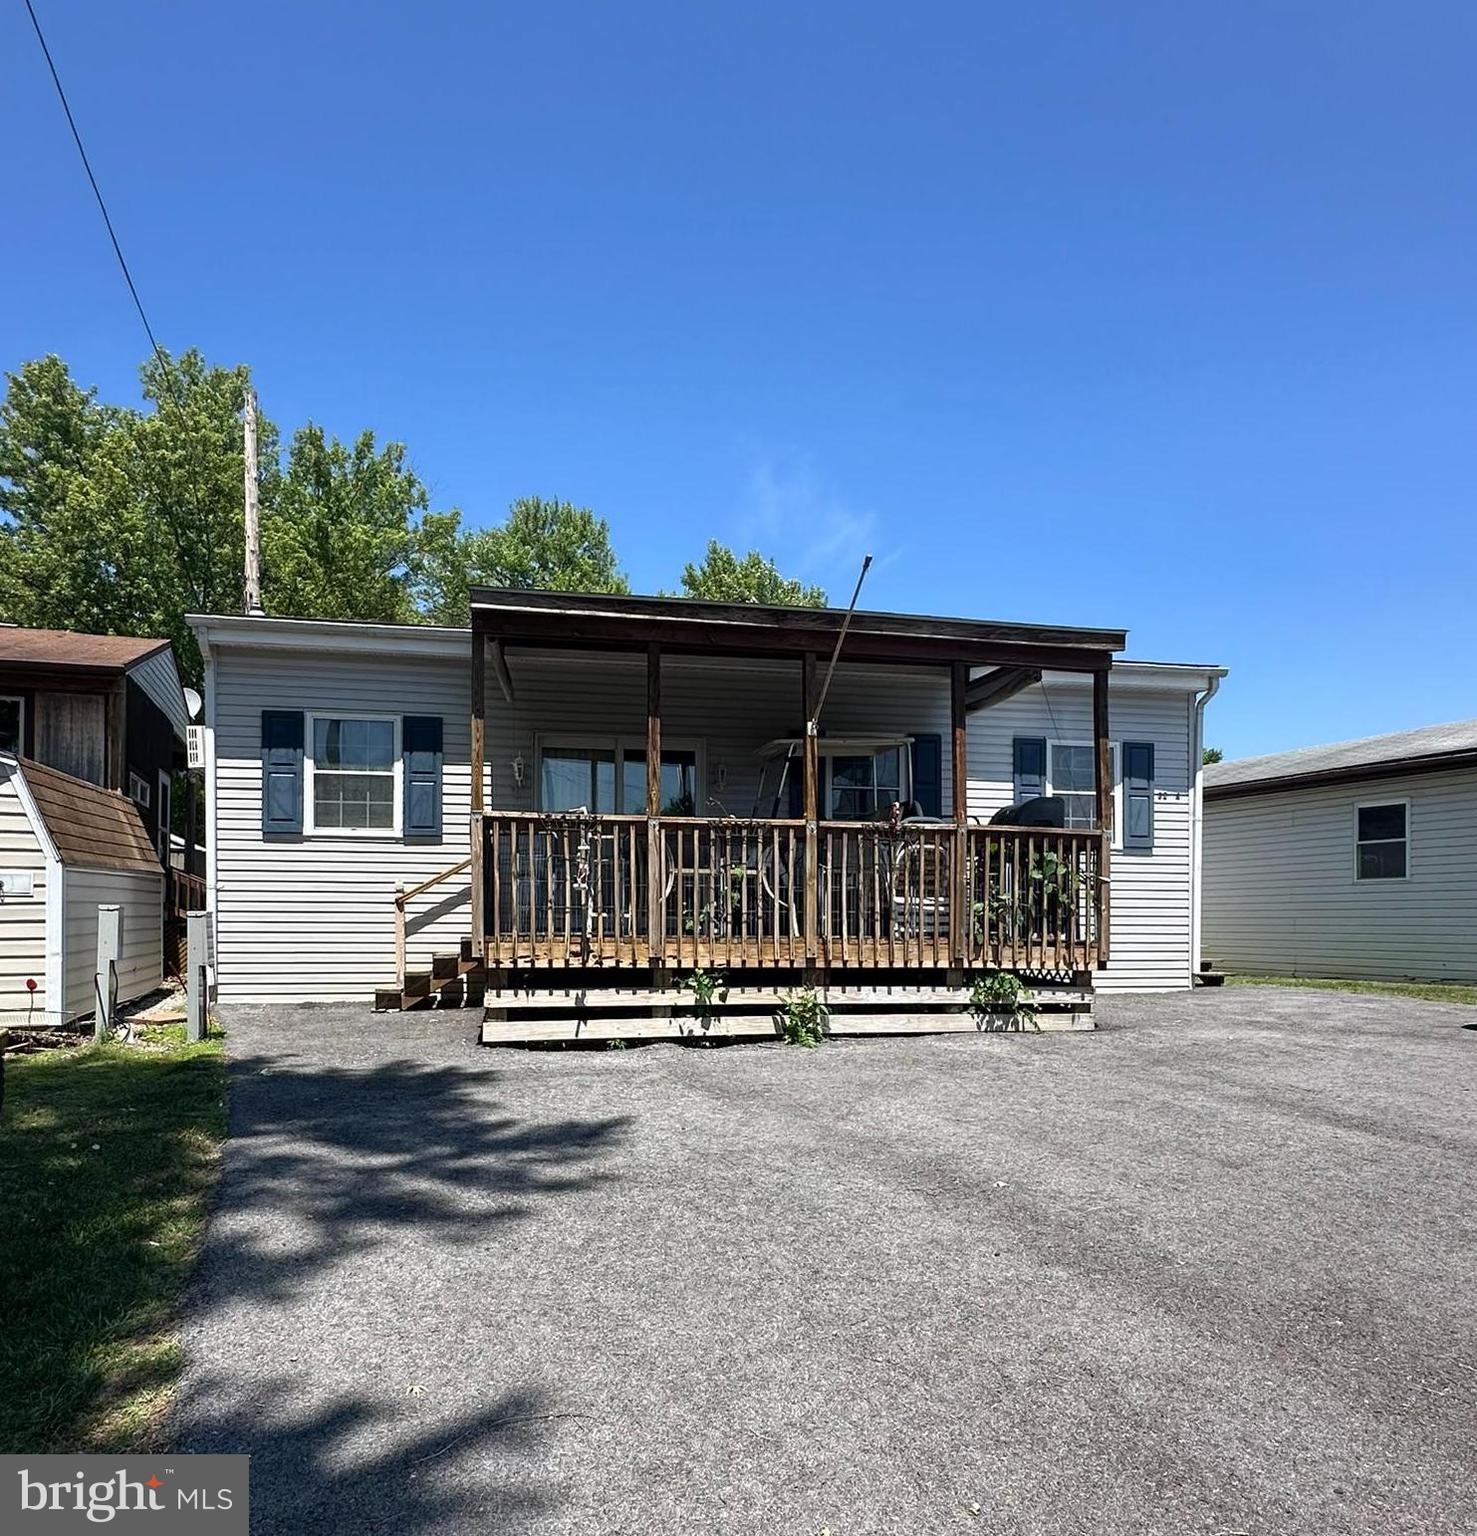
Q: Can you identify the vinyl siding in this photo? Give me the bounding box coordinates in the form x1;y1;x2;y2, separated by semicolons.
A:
64;868;163;1016
0;767;50;1018
966;676;1197;991
210;645;950;1002
129;647;189;740
1202;767;1477;981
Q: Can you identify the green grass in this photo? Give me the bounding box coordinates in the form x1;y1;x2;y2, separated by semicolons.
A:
0;1031;226;1452
1227;974;1477;1006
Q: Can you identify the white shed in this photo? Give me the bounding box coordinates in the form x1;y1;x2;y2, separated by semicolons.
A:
0;754;164;1026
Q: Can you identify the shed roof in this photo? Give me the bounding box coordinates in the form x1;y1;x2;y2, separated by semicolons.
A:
468;588;1127;668
19;758;161;872
0;625;170;674
1205;718;1477;799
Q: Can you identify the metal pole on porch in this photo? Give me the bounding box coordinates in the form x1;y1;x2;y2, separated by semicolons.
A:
646;643;664;972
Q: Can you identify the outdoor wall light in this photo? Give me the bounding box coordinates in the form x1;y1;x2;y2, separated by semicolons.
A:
511;754;526;789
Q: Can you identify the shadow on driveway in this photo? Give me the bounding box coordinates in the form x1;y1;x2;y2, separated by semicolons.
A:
172;1041;629;1534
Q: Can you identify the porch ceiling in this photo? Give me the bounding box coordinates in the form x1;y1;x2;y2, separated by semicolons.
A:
469;588;1125;671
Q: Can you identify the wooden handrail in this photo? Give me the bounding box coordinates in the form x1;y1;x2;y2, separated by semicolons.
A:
396;856;472;910
393;856;473;985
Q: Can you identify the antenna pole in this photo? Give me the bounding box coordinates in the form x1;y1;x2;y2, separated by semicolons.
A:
243;386;264;616
810;554;873;733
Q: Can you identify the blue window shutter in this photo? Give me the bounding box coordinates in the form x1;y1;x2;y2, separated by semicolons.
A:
261;711;304;835
1013;736;1046;805
403;716;443;838
1123;740;1155;850
912;733;942;817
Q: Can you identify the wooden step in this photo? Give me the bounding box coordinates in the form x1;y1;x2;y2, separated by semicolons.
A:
1194;970;1226;987
481;1007;1092;1045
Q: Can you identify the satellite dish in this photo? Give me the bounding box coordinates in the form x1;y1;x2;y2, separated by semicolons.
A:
183;687;203;720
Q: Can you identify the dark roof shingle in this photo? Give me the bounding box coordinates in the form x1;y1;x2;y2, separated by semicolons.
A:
21;758;161;873
0;626;169;673
1206;718;1477;796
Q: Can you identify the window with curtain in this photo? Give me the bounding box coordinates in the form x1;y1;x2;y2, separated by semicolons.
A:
1047;742;1119;832
310;716;397;830
541;747;617;812
620;749;698;814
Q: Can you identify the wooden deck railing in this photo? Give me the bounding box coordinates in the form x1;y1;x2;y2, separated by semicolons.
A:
167;868;206;916
478;811;1106;973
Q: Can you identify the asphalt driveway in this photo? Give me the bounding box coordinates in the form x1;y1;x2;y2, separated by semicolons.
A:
173;988;1477;1535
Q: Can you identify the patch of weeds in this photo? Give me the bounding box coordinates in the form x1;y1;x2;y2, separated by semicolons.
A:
777;986;830;1047
968;971;1037;1031
1227;975;1477;1006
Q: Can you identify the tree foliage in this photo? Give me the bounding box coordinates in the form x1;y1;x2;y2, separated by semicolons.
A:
675;540;826;607
0;350;831;688
414;497;627;626
1202;747;1224;765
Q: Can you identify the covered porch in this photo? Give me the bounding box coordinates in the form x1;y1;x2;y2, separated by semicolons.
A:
464;591;1124;1004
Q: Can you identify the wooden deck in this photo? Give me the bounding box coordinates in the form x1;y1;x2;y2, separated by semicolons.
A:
476;811;1108;975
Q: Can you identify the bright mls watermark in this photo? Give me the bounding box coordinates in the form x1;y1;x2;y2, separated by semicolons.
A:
4;1456;248;1533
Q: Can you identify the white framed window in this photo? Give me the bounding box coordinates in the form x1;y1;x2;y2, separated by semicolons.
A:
0;695;23;755
1355;799;1408;881
128;770;151;808
157;769;173;862
307;713;400;834
535;737;704;815
1046;740;1121;843
827;745;905;820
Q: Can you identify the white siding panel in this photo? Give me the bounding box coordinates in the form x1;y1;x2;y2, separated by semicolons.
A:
0;769;50;1017
130;648;189;740
212;646;952;1002
966;677;1196;992
1203;767;1477;981
64;867;163;1015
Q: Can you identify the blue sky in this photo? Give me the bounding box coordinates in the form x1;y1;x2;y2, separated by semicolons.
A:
6;2;1475;758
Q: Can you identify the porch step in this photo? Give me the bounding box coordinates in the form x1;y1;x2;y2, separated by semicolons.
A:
373;952;488;1012
1194;969;1226;987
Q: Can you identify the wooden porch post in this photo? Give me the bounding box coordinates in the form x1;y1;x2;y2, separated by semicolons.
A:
1093;664;1112;965
950;661;969;964
802;651;819;966
646;643;664;968
470;624;486;958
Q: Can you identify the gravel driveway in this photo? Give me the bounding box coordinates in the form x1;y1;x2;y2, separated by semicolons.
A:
172;987;1477;1535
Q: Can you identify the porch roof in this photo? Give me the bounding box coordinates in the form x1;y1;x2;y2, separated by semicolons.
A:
469;588;1126;671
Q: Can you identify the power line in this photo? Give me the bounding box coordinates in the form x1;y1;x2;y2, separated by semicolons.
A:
23;0;224;609
23;0;166;364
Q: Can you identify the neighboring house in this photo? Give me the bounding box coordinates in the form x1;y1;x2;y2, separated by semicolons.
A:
0;754;165;1025
1202;720;1477;982
0;626;191;867
192;593;1224;1034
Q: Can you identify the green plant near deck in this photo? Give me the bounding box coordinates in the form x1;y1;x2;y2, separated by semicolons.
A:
683;969;727;1013
777;986;830;1047
968;970;1038;1030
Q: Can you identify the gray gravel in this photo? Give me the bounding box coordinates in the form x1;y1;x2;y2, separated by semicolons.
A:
172;988;1477;1535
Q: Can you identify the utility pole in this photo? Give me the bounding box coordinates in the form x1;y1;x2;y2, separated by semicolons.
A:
242;386;264;616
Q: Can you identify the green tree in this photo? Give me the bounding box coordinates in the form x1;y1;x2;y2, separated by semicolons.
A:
0;350;265;682
674;540;826;606
264;424;425;623
414;496;628;624
1202;747;1224;765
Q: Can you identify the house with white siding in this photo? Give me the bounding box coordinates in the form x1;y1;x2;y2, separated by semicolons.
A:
0;754;166;1026
191;591;1224;1038
1202;720;1477;982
